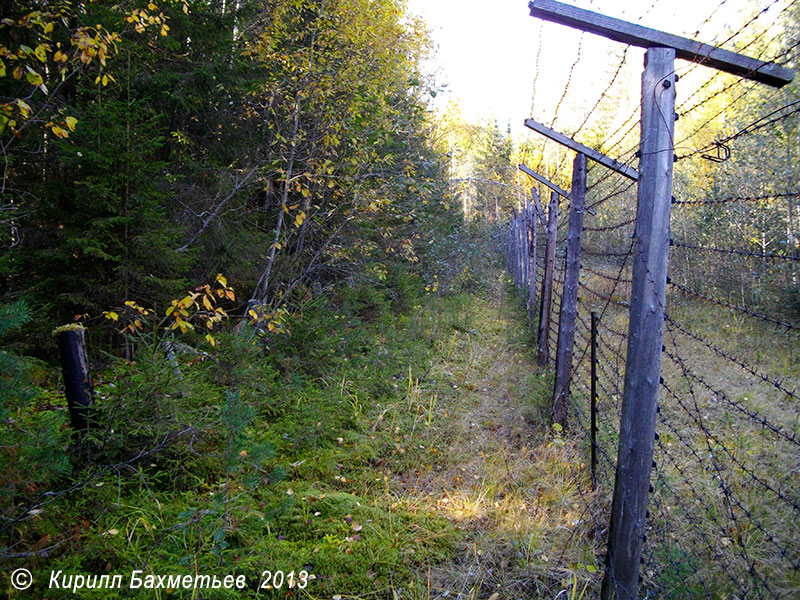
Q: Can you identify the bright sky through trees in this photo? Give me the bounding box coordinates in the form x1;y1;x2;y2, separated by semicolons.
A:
406;0;788;138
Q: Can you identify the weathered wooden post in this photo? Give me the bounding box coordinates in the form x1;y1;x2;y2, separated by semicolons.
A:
54;325;94;432
526;2;793;596
509;208;517;285
552;153;587;427
523;197;531;291
514;209;520;286
537;191;558;366
528;188;539;321
602;47;675;600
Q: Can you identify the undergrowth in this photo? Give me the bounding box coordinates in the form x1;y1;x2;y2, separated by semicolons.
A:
3;224;604;599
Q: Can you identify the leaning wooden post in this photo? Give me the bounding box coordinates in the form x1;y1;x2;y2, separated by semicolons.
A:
602;47;676;600
54;325;94;432
552;153;587;427
537;191;558;366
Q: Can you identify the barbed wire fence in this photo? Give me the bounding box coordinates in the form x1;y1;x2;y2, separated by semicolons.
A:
504;1;799;598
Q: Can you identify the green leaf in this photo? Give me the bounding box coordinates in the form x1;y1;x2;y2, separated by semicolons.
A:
26;70;43;86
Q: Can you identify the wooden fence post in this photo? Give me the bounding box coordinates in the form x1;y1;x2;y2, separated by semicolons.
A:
537;191;558;366
602;47;676;600
524;197;531;291
514;209;521;286
513;212;518;284
552;153;587;427
54;325;94;432
528;188;539;321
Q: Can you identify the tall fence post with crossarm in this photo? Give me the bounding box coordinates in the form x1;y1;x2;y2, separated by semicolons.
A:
552;152;586;428
525;1;794;597
538;192;558;366
601;46;676;600
528;188;539;321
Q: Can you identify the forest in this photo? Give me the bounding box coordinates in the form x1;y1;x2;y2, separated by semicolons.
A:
1;0;798;598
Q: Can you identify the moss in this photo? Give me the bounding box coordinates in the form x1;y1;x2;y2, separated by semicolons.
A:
51;323;86;336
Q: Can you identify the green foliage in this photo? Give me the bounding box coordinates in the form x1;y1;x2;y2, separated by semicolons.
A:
0;301;71;513
0;0;466;594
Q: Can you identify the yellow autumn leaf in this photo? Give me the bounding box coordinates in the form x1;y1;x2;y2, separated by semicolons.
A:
51;125;68;138
53;50;63;62
103;311;119;321
65;116;77;131
216;273;227;287
202;295;212;311
34;44;47;62
101;74;108;86
205;333;215;347
294;210;306;227
16;99;31;117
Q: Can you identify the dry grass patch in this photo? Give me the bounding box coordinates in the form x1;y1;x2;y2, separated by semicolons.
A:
374;272;603;600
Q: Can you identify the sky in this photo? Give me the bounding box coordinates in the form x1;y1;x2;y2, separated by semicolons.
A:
404;0;789;139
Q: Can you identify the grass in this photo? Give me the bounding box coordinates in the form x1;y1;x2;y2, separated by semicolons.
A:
9;242;796;599
2;256;604;599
